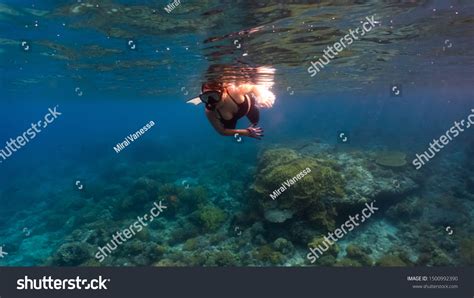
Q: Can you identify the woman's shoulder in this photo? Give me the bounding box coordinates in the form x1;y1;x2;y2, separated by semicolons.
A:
225;84;247;102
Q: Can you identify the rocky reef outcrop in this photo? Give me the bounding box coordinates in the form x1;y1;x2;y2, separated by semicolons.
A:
251;145;419;232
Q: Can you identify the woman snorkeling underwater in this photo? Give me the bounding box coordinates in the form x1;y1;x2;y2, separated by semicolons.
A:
187;81;275;140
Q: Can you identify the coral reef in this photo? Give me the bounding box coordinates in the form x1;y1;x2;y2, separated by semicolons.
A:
272;238;295;256
345;244;373;266
51;242;91;266
0;139;468;268
254;148;345;229
253;245;285;265
196;205;227;232
459;239;474;265
308;236;339;258
206;250;240;266
386;196;422;220
376;253;411;267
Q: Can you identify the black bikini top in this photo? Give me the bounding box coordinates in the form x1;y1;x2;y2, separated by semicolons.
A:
209;89;250;125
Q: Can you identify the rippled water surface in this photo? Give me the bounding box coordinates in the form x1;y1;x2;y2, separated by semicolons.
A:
1;0;473;97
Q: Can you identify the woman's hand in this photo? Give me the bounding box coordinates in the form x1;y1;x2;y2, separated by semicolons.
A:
246;125;264;140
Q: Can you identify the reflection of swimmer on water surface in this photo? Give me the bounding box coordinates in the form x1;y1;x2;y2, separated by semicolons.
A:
187;82;275;139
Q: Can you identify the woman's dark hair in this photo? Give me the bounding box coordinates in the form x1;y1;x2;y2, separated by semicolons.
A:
201;81;224;92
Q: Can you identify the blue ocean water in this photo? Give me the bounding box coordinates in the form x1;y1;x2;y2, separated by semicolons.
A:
0;1;473;266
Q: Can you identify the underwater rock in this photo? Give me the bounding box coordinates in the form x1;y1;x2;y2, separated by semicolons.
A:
254;234;267;246
132;254;150;266
154;258;185;267
272;238;294;255
257;148;300;172
255;150;345;205
120;177;160;211
428;249;452;266
310;255;336;266
70;228;102;246
253;146;419;235
249;222;265;235
375;151;407;168
52;242;91;266
288;221;315;244
342;156;418;204
459;239;474;265
264;209;294;223
254;148;345;229
231;210;261;230
386;196;422;220
335;258;362;267
376;251;412;267
253;244;285;265
183;238;199;251
123;240;146;255
309;236;339;258
151;244;167;259
196;204;227;232
206;250;240;266
292;140;330;154
345;244;373;266
130;177;159;198
158;184;208;216
81;259;101;267
376;255;406;266
169;220;200;245
254;147;420;227
183;237;209;251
